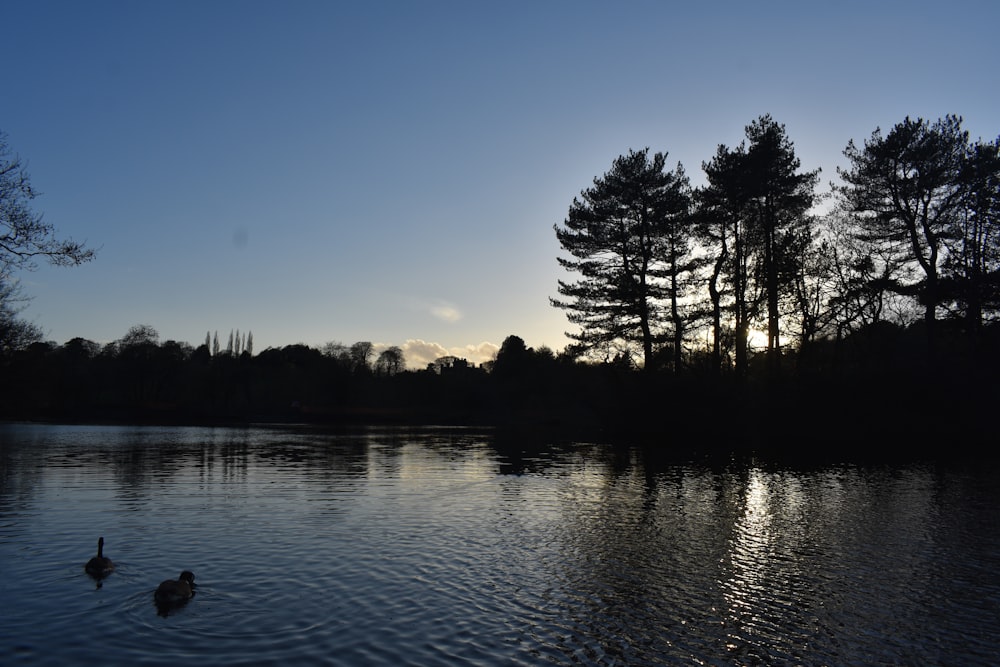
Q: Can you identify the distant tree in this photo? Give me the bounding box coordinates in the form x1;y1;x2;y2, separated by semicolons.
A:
552;148;692;369
428;355;465;374
119;324;159;348
1;131;95;272
321;341;350;363
212;331;220;357
245;331;254;356
375;346;405;376
350;341;375;373
62;336;101;359
115;324;161;404
491;335;530;379
838;115;968;353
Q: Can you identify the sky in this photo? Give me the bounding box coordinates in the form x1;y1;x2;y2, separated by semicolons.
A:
4;0;998;368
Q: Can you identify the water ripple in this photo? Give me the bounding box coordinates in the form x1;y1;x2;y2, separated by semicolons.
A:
2;425;1000;665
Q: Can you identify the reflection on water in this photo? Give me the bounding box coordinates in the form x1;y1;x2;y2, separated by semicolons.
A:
1;423;998;666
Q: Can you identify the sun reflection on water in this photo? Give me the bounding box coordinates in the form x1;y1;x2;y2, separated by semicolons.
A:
722;469;777;656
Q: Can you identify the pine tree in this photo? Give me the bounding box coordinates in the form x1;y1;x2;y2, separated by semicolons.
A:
838;115;968;354
699;115;818;376
552;148;692;369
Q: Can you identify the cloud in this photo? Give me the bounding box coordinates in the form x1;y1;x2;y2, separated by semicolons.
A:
458;341;500;363
397;339;499;369
430;302;462;323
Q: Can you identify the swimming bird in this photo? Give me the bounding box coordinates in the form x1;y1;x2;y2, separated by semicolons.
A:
155;571;196;605
84;537;114;577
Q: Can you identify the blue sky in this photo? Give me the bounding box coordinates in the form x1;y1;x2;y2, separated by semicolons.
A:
5;0;998;367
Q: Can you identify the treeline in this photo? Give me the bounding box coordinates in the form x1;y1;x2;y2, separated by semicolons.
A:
1;323;997;457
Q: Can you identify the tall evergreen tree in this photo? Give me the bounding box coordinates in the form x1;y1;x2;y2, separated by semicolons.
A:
743;116;820;372
949;136;1000;336
696;145;743;376
838;115;968;354
552;148;691;369
658;164;696;373
699;116;818;377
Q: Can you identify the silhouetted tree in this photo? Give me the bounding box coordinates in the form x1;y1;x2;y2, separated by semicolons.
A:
491;335;529;377
947;136;1000;336
695;148;739;375
0;274;43;354
375;346;405;376
742;116;820;373
120;324;159;348
1;131;95;272
115;324;161;404
553;148;691;369
658;165;696;373
838;115;968;354
350;341;375;374
699;116;819;377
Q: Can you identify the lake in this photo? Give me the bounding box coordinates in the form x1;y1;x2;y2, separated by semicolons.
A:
1;422;998;666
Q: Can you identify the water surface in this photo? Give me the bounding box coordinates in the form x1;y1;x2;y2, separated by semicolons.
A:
1;423;998;665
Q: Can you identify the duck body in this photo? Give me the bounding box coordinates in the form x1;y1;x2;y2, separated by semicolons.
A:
84;537;114;577
155;571;196;605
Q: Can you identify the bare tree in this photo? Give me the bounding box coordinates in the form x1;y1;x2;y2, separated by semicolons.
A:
1;131;95;272
375;346;405;376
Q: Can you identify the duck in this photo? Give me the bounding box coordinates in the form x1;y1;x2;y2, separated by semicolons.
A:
155;571;196;605
84;537;114;577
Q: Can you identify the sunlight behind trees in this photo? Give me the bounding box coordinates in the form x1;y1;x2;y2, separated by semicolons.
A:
553;114;999;376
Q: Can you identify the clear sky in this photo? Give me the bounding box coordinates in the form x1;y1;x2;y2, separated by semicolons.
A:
5;0;998;368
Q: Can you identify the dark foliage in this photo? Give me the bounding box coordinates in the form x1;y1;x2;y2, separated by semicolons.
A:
1;323;995;460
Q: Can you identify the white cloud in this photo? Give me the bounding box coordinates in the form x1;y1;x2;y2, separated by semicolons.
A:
458;341;500;364
430;302;462;323
398;339;499;369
